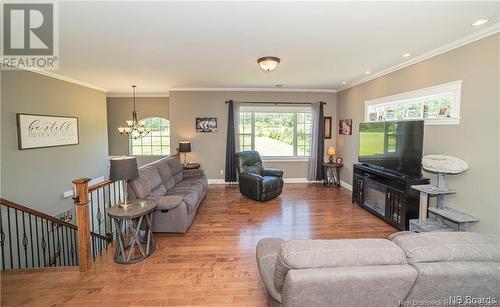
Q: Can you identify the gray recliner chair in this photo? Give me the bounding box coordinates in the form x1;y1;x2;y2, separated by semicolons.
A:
235;151;284;201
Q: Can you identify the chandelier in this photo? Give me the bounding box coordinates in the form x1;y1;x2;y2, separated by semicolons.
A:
117;85;150;139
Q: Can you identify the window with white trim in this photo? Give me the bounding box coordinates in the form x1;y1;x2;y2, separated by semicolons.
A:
365;81;462;125
238;105;312;159
130;117;171;156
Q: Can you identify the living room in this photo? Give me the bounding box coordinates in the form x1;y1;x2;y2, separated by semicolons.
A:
1;1;499;306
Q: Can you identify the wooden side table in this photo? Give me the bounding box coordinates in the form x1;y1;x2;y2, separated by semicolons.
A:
323;163;343;187
107;200;157;264
183;163;200;170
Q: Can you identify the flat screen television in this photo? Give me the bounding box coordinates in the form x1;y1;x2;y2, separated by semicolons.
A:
358;120;424;178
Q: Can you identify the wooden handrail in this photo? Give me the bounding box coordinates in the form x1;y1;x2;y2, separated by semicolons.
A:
88;179;113;193
0;198;77;230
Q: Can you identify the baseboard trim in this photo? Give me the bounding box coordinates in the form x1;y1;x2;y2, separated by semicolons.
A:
340;180;353;191
207;178;320;185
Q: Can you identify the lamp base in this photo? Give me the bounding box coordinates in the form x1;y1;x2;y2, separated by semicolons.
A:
118;201;132;209
328;156;334;163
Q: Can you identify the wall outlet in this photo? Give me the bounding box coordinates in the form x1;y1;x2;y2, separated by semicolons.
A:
219;169;224;176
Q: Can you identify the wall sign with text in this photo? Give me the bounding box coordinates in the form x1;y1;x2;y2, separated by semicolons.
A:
16;113;79;150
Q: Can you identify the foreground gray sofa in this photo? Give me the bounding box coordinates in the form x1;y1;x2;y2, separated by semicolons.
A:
127;156;207;233
257;232;500;307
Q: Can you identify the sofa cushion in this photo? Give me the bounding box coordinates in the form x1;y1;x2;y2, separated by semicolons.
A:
150;184;167;197
147;195;184;211
141;166;163;189
129;173;152;199
166;158;183;184
273;239;407;292
167;189;199;213
154;160;176;192
391;232;500;264
256;238;284;303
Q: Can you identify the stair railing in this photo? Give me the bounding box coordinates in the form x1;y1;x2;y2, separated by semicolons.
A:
0;198;79;270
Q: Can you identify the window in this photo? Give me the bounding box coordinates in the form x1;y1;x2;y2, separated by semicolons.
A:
130;117;171;156
365;81;461;125
238;105;312;159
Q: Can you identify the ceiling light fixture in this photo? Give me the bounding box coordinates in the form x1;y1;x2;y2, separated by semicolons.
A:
342;81;347;85
257;56;280;72
117;85;151;139
472;19;489;27
365;70;371;74
402;53;411;58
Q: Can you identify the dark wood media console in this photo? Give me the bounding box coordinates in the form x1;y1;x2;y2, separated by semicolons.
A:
352;163;429;230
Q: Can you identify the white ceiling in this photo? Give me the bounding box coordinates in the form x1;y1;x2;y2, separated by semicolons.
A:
54;1;499;95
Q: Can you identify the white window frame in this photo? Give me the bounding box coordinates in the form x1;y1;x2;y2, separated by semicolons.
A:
129;117;171;157
239;105;312;161
364;80;462;125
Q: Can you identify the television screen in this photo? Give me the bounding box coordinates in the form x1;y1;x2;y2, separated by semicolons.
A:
358;120;424;178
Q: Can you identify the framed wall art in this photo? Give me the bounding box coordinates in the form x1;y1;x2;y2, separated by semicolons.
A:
16;113;79;150
196;117;217;133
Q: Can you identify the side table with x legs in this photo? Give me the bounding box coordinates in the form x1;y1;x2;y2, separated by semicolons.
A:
107;200;157;264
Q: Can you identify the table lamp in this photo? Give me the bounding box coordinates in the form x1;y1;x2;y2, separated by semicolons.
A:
178;141;191;166
109;156;139;208
327;146;336;163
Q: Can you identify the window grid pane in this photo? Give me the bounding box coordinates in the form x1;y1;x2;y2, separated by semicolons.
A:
129;117;171;156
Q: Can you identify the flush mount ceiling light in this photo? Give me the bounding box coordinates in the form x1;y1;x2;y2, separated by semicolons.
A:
402;53;411;58
342;81;347;85
365;70;371;74
472;19;489;27
257;56;280;72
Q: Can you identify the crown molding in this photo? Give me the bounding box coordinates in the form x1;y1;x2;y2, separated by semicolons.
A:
169;87;337;93
22;67;109;92
106;94;170;98
337;22;500;92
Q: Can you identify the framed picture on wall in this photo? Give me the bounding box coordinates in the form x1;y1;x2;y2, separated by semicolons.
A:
339;119;352;135
16;113;79;150
196;117;217;133
324;116;332;139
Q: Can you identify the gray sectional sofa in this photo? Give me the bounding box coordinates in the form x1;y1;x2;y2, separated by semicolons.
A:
127;156;207;233
257;232;500;307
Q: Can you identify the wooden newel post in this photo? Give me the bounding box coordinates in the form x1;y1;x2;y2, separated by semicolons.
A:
72;178;92;272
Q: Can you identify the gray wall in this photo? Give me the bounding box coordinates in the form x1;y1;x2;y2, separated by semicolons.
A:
336;34;499;234
1;70;108;215
107;96;169;166
169;91;337;179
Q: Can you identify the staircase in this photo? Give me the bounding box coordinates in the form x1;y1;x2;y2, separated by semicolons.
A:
0;177;119;271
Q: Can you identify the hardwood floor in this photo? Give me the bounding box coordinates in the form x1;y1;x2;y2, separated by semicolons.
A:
1;184;396;306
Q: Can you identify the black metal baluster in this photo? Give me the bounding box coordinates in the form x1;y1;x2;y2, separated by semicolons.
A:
29;213;34;267
14;209;21;268
0;206;5;270
7;207;13;269
41;218;47;267
51;221;56;266
45;219;50;267
101;187;107;250
35;216;40;267
64;227;70;266
90;192;96;260
97;189;103;255
72;228;78;265
57;225;62;266
21;211;28;268
58;225;65;266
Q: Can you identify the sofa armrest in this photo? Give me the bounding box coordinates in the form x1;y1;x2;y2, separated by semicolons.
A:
182;169;205;178
239;172;263;184
262;168;283;178
256;238;285;303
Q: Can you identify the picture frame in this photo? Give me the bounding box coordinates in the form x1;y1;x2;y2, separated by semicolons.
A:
335;157;343;165
196;117;217;133
339;119;352;135
323;116;332;139
16;113;79;150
